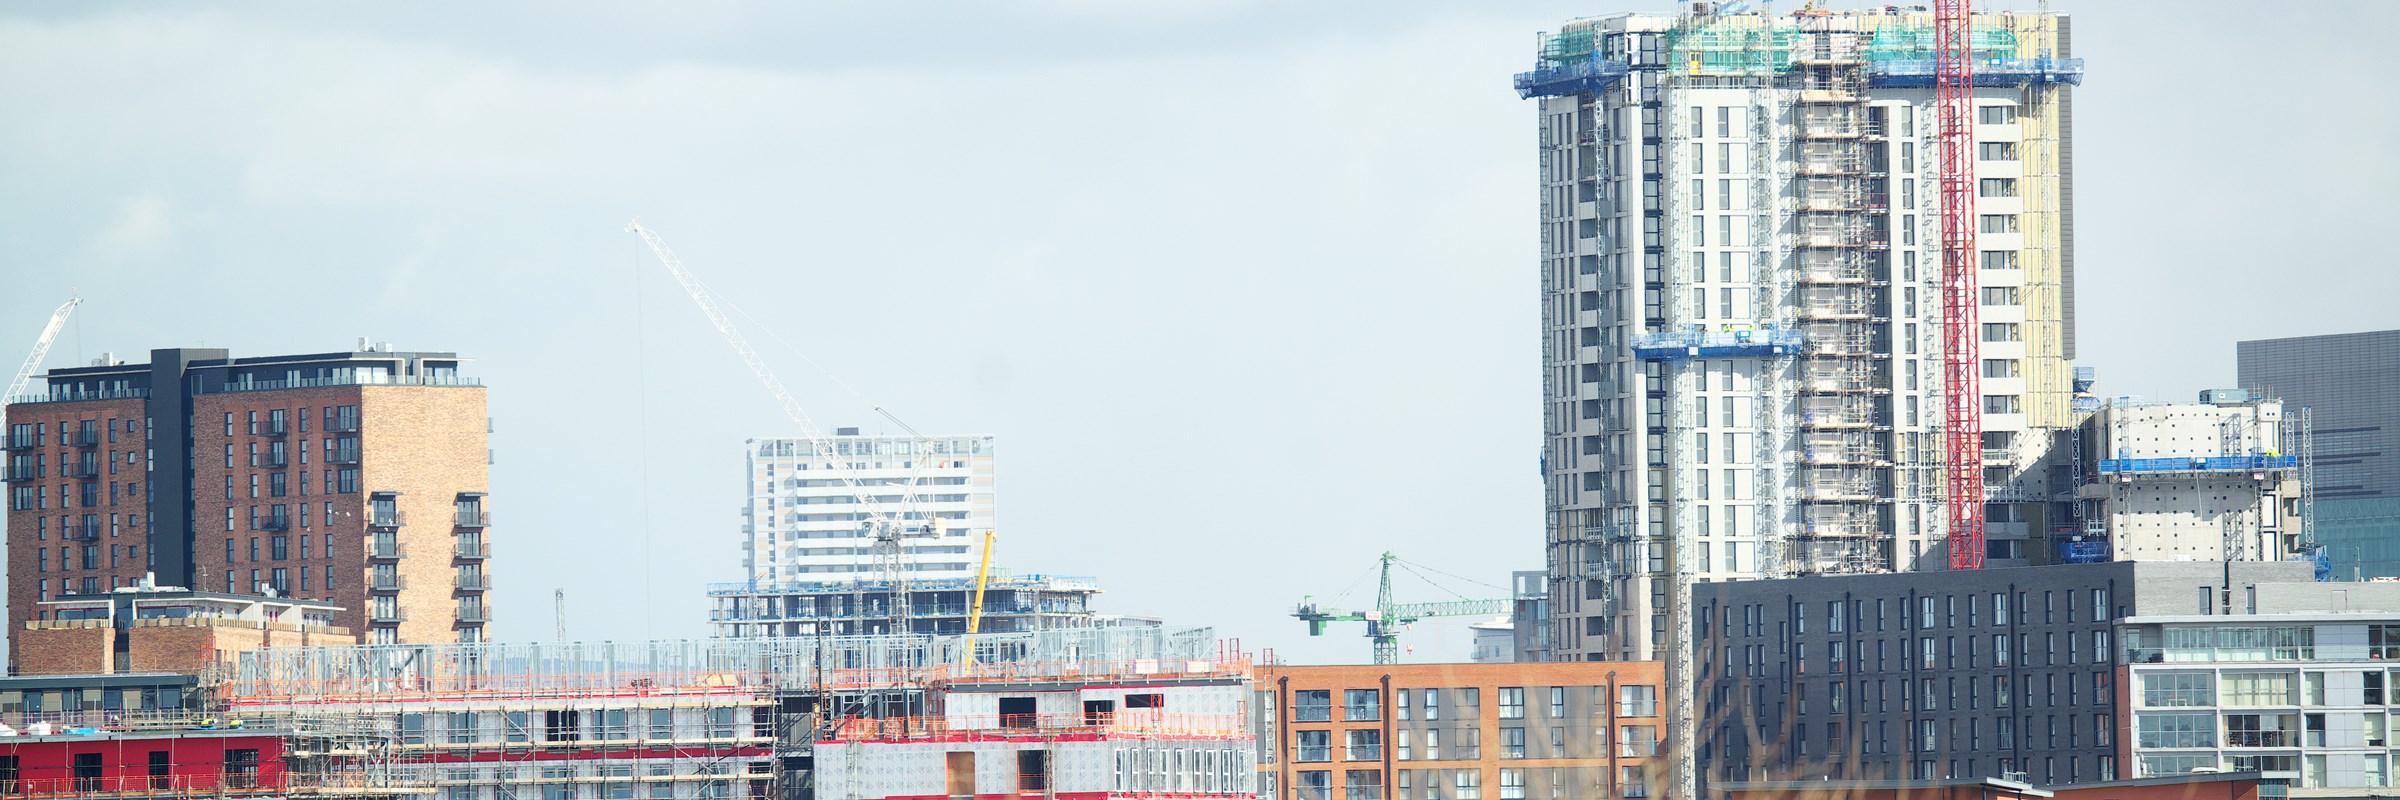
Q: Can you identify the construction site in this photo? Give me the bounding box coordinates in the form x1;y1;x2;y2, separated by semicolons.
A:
222;626;1246;800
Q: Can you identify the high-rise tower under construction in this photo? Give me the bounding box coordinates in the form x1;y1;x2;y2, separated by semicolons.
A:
1523;7;2082;661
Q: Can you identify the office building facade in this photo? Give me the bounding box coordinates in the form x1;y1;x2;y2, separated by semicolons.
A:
2237;329;2400;578
1692;560;2400;796
5;345;489;660
1521;7;2084;661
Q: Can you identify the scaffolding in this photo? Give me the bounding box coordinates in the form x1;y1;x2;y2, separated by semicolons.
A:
231;627;1227;702
0;714;399;799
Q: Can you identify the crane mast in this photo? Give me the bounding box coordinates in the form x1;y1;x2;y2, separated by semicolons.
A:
1937;0;1986;570
4;297;82;414
626;221;933;633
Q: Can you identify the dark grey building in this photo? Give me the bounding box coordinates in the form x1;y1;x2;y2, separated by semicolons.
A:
2238;329;2400;577
1693;560;2320;792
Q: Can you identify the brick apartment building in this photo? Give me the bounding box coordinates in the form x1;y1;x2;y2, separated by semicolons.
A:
1257;661;1668;800
4;345;489;665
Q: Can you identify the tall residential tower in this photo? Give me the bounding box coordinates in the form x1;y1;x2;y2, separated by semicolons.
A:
1522;7;2082;661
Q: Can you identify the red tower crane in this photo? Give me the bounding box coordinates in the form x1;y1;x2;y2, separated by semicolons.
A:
1937;0;1984;569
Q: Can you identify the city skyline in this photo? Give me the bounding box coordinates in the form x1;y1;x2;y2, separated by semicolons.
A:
0;1;2394;666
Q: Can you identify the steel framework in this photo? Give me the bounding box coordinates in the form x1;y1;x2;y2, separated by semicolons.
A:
1936;0;1985;570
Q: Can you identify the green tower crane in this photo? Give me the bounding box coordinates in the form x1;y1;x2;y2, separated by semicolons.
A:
1293;552;1512;665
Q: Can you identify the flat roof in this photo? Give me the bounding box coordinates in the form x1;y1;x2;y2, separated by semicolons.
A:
1720;777;2049;797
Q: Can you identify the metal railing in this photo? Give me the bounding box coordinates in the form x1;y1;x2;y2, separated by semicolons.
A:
369;574;407;591
367;540;405;559
60;429;100;448
455;575;492;591
367;510;404;527
61;461;100;479
3;465;39;481
200;373;482;395
454;510;491;527
5;387;147;405
455;607;491;623
454;542;491;559
819;711;1246;743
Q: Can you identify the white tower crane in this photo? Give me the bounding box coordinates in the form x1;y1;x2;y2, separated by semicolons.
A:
4;297;82;417
625;221;940;635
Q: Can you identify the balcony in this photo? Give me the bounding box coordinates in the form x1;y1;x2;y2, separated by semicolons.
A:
370;574;407;591
66;520;101;541
454;510;491;528
2226;730;2299;748
455;607;491;624
367;540;406;560
454;541;491;560
60;429;99;448
256;517;291;532
257;453;289;469
2;465;38;482
1;437;35;451
326;449;362;465
456;574;492;592
367;510;406;528
325;418;361;434
368;610;407;624
60;461;99;479
258;422;289;438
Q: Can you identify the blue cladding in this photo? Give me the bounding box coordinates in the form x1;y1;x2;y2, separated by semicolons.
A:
1632;327;1804;361
1866;57;2086;87
2095;456;2299;474
1514;57;1635;99
2056;541;2109;564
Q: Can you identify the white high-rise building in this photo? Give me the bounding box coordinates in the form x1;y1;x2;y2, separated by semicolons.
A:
1521;7;2083;661
740;428;995;584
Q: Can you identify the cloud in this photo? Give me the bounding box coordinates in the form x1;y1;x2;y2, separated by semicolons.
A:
90;192;178;262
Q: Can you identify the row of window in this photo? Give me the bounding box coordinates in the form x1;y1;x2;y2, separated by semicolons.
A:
2142;670;2399;709
398;708;748;746
1288;685;1658;724
1713;587;2111;640
222;406;357;437
8;479;143;513
1284;767;1578;800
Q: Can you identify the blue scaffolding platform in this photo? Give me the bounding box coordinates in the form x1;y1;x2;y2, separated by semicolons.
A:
1865;57;2086;87
2055;540;2110;564
2095;455;2299;474
1514;56;1634;99
1632;327;1804;361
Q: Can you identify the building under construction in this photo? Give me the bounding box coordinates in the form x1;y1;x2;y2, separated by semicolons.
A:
224;626;1245;799
1520;6;2083;663
0;713;399;799
707;573;1110;638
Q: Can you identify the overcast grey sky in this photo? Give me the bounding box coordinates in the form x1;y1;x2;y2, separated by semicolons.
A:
1;1;2392;665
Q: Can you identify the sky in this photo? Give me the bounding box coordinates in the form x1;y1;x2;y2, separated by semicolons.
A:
0;1;2393;666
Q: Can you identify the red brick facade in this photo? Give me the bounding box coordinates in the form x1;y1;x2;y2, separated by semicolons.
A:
187;385;488;644
4;398;150;668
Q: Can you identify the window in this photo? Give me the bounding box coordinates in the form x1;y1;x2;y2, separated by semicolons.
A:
1455;769;1481;800
1984;395;2021;414
1981;287;2019;306
1978;142;2017;160
1978;178;2018;198
447;712;477;744
1425;689;1440;721
1618;685;1656;717
1502;727;1527;759
1499;769;1525;800
2136;713;2214;748
1500;687;1525;719
647;709;674;740
1397;689;1411;720
1295;690;1332;722
1977;106;2015;125
2220;672;2293;706
1618;725;1657;757
1550;687;1566;719
1346;729;1383;761
1347;771;1385;800
1346;689;1381;721
1980;215;2018;234
1983;359;2020;379
544;709;582;742
1981;323;2021;342
1297;730;1332;762
1980;250;2019;270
